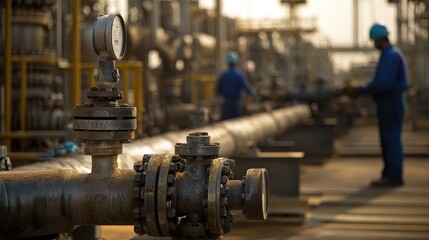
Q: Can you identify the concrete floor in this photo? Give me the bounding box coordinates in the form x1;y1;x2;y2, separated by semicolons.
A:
228;156;429;239
100;124;429;240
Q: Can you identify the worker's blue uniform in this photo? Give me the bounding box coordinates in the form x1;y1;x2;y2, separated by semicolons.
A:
217;67;257;120
357;44;409;183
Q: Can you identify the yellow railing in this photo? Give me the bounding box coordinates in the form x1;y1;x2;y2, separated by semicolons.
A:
72;0;81;107
2;55;58;150
191;74;217;105
1;54;57;160
1;58;144;160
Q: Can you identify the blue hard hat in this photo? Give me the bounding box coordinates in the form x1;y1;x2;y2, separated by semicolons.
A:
227;51;239;64
369;23;389;40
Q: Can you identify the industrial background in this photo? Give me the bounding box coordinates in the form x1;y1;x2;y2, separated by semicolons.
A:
0;0;429;239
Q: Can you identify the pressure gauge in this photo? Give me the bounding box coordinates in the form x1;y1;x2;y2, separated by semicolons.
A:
93;13;126;60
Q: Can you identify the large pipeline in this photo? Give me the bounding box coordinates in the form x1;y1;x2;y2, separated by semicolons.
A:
16;104;311;172
0;134;271;239
0;105;310;239
1;104;309;238
0;168;135;239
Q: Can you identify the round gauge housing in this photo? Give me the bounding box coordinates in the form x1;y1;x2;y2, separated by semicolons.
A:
93;13;126;60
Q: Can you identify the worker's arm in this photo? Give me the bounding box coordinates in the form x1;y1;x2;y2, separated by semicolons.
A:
239;73;259;99
357;53;400;96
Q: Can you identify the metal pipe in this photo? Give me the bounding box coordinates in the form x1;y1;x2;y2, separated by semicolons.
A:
16;104;311;172
56;0;63;61
175;159;208;215
19;59;27;131
397;0;403;46
226;180;244;210
179;0;190;36
215;0;224;74
353;0;359;47
151;0;159;47
91;155;119;177
2;102;308;238
0;169;135;239
4;0;12;148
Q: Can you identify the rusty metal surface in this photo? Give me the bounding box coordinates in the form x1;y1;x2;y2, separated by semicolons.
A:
0;169;135;239
3;101;309;239
157;156;174;236
175;132;221;156
0;132;270;239
130;133;268;239
243;168;268;220
144;155;165;236
207;158;224;234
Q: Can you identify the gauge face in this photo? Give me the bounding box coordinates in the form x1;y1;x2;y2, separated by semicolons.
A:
112;15;125;59
93;13;126;60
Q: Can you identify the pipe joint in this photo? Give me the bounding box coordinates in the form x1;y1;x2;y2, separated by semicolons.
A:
132;132;268;238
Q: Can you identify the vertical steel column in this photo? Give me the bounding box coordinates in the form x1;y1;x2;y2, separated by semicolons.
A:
56;0;63;61
179;0;190;36
72;0;81;106
180;0;193;105
409;45;417;125
353;0;359;46
19;60;27;131
150;0;158;47
135;65;144;136
4;0;12;148
215;0;224;75
397;0;403;46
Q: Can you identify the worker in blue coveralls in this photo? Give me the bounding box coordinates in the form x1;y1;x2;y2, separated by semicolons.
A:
344;23;409;187
217;51;259;120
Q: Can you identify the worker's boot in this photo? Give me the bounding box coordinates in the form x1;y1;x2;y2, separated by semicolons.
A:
370;178;404;187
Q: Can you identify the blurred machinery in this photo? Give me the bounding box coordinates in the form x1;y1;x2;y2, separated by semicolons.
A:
2;0;429;157
1;0;67;155
0;146;12;171
403;0;429;121
1;0;337;159
235;0;334;112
